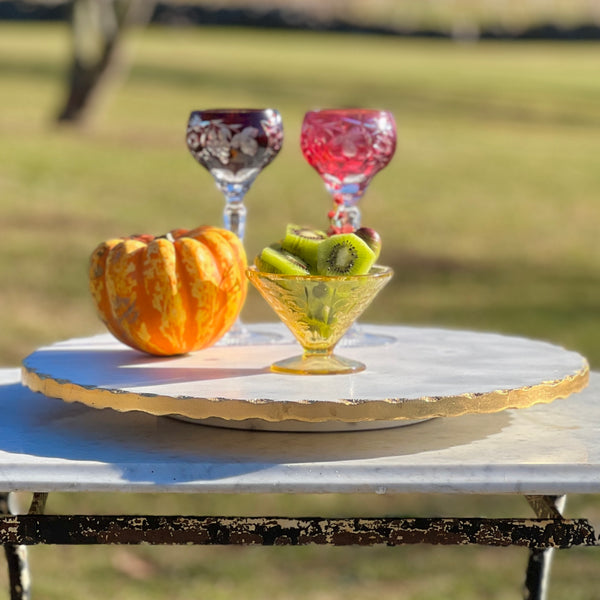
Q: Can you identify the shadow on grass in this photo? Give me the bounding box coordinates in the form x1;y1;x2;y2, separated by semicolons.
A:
128;60;600;129
2;40;599;131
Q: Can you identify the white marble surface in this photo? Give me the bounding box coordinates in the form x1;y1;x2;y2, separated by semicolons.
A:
1;367;600;495
20;325;588;427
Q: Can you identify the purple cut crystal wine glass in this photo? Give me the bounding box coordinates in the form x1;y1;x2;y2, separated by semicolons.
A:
186;108;284;345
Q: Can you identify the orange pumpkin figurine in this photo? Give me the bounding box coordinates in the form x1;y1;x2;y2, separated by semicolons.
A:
89;226;247;356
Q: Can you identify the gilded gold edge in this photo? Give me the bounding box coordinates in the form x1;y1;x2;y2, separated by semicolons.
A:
21;361;590;424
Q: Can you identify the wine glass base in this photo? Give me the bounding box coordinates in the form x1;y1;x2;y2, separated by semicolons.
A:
216;320;285;346
271;353;365;375
217;329;285;347
337;324;396;348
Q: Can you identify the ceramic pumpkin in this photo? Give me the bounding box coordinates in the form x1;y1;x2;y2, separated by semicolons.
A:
89;226;247;356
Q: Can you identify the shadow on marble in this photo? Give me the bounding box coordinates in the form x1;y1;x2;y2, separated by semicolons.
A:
2;381;511;478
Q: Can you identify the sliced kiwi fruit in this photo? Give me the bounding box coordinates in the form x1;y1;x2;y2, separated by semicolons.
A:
281;224;328;270
316;233;376;276
255;245;311;275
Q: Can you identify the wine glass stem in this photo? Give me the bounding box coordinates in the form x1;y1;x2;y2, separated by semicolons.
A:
344;204;361;230
222;191;248;342
330;196;361;232
224;201;247;241
217;181;251;240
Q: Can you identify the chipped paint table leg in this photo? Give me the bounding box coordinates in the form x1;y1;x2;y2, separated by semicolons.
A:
1;493;29;600
1;492;47;600
1;512;596;549
523;495;568;600
1;498;597;600
0;500;597;600
1;503;599;599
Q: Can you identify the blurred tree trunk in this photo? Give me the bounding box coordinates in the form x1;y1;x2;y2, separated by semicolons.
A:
57;0;156;124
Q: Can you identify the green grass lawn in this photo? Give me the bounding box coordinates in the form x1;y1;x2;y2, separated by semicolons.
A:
0;22;599;599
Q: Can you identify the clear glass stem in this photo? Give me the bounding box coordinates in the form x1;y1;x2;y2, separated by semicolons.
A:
224;202;247;241
219;182;250;241
218;182;249;344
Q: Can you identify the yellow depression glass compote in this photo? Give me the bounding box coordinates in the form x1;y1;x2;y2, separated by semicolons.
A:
247;265;393;375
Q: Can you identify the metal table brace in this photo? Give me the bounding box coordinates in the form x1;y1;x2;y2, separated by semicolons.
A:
2;492;597;600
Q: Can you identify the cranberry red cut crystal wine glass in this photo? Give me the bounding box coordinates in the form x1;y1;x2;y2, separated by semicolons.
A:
186;108;284;345
300;108;397;347
300;108;396;234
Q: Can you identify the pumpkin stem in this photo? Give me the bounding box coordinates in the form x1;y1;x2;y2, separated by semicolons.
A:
157;232;176;243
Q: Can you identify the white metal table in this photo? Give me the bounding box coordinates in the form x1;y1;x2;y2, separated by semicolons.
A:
1;325;598;599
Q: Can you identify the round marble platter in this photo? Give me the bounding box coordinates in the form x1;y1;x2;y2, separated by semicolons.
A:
21;324;589;432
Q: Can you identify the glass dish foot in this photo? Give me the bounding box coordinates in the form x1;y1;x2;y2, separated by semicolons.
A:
271;353;365;375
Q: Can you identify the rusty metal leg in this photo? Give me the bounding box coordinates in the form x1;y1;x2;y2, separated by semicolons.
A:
1;492;30;600
523;495;567;600
27;493;48;517
1;492;48;600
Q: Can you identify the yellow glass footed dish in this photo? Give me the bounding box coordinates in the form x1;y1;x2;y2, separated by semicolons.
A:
247;265;393;375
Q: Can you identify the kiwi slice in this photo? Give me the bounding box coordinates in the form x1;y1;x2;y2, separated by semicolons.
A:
316;233;376;276
281;224;328;270
256;246;311;275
